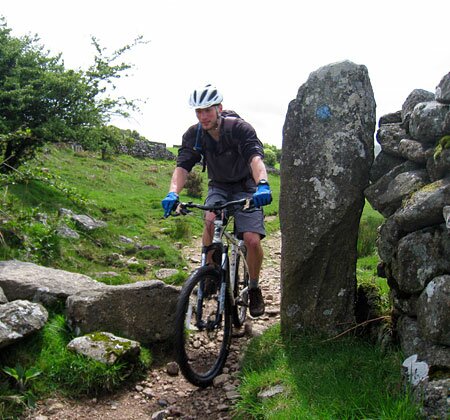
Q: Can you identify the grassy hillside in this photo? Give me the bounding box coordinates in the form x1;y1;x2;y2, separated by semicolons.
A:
0;145;280;285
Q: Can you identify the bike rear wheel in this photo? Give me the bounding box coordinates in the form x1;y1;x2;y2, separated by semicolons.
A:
232;247;249;328
175;265;232;387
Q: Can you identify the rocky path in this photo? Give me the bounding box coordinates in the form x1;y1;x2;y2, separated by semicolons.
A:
24;232;282;420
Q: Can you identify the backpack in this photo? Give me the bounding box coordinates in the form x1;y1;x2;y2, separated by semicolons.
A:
194;110;242;172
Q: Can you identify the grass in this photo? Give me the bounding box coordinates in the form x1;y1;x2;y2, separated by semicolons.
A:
0;314;151;418
234;325;422;419
1;146;199;282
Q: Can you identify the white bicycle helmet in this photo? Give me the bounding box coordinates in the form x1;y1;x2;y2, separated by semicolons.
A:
189;84;223;109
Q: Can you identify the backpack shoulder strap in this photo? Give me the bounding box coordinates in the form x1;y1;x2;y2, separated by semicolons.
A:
194;123;206;172
222;116;238;143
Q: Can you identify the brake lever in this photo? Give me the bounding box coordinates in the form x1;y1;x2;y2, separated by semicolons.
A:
173;203;191;216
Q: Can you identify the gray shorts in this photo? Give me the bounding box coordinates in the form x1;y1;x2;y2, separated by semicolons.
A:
205;187;266;239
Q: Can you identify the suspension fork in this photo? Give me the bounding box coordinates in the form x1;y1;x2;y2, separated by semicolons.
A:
229;241;238;303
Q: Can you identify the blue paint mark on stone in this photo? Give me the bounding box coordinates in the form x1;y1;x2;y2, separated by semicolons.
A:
316;105;332;120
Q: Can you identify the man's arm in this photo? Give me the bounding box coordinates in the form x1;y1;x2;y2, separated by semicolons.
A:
249;155;268;184
250;155;272;207
169;166;189;194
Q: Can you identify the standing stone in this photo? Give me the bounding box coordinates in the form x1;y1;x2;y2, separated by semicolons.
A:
280;61;376;336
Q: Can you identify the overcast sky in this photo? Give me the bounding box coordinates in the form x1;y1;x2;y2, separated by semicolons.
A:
2;0;449;148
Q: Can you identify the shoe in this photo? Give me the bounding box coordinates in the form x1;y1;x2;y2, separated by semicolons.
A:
249;287;265;317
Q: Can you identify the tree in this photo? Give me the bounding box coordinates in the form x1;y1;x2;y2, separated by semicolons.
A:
96;125;125;160
264;148;277;167
0;18;145;173
263;143;281;166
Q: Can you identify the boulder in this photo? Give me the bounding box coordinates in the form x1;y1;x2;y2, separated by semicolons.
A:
391;226;450;294
392;177;450;233
67;332;141;365
59;209;107;231
416;275;450;346
56;224;80;239
435;72;450;104
396;315;450;369
409;101;450;143
0;260;105;306
0;300;48;349
365;166;429;217
398;139;434;164
66;280;179;346
71;214;107;231
427;148;450;181
378;111;401;125
280;60;375;335
401;89;435;126
416;378;450;420
375;123;407;157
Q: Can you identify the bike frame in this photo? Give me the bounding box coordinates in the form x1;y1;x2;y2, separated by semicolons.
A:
203;207;249;308
175;199;251;324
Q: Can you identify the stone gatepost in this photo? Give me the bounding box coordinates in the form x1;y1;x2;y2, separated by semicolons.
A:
280;60;376;336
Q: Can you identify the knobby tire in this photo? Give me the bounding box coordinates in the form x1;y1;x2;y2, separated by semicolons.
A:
175;265;231;387
231;247;249;328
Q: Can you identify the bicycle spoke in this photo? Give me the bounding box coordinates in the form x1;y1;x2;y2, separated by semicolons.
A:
232;247;249;327
175;268;231;387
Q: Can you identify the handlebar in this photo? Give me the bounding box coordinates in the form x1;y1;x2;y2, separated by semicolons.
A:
172;198;254;217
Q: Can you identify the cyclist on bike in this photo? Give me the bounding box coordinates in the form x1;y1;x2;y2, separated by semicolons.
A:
161;84;272;317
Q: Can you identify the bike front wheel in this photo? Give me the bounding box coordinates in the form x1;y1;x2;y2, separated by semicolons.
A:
175;265;232;387
232;247;249;328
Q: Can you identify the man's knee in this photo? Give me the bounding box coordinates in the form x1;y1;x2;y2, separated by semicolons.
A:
243;232;261;250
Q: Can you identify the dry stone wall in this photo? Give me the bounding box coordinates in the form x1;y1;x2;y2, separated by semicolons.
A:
117;140;176;160
365;73;450;377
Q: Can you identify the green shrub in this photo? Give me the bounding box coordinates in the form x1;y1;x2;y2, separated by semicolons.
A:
127;262;147;274
185;169;203;198
264;148;277;167
170;218;191;240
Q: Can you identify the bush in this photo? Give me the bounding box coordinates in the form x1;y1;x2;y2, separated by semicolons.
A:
185;169;203;198
170;218;191;240
264;148;277;167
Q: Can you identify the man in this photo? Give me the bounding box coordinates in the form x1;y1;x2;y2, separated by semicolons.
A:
161;84;272;317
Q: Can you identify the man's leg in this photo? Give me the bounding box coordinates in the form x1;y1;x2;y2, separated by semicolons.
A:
203;187;227;265
203;211;216;265
243;231;265;317
243;231;263;280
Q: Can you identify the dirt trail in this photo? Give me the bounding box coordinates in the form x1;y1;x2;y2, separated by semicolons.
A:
24;232;282;420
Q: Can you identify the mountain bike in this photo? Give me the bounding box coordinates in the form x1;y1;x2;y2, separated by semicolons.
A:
170;198;253;387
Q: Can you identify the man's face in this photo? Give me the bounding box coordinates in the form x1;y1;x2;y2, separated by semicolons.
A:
195;104;222;130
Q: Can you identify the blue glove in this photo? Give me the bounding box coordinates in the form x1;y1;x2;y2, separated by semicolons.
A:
162;192;179;217
253;181;272;207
